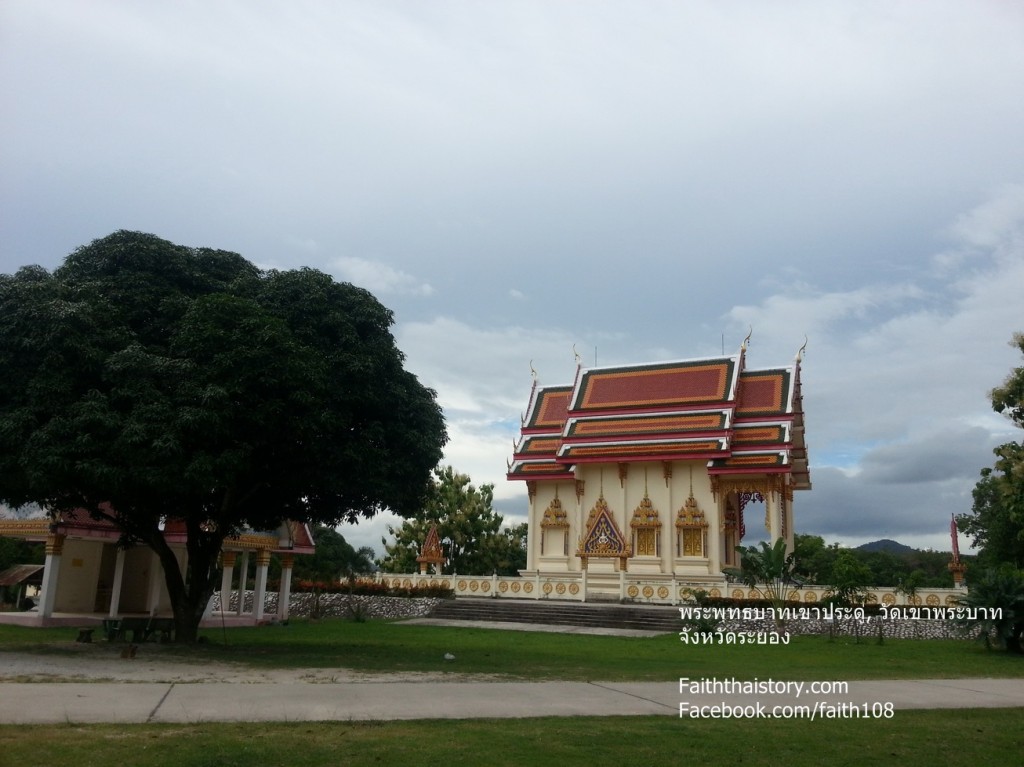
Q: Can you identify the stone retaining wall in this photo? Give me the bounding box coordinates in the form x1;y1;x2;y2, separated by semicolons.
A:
211;591;443;620
690;617;979;641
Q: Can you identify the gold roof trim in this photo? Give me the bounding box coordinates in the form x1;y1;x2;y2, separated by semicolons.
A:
225;532;279;551
710;475;791;501
0;519;50;538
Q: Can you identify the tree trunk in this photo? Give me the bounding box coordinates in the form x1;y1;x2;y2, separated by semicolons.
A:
1009;625;1023;654
145;524;223;644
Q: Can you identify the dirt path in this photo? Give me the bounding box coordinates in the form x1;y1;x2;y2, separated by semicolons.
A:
0;645;465;685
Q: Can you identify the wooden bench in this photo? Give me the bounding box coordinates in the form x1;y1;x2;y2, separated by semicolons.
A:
103;617;175;643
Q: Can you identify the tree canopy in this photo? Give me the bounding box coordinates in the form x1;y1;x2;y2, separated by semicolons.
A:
957;333;1024;570
379;466;527;576
824;549;872;606
792;533;958;588
291;526;376;582
0;231;447;641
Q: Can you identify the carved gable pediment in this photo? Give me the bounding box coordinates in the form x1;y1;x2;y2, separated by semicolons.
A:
577;494;632;561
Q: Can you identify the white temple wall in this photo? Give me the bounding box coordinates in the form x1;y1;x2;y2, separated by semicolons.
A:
119;545;158;612
531;480;577;572
53;539;103;612
539;460;724;577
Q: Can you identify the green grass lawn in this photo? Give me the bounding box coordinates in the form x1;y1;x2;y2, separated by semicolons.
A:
1;617;1022;681
1;710;1023;767
2;619;1022;765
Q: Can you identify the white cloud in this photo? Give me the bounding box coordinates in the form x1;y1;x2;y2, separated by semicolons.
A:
397;316;584;417
330;256;434;296
947;183;1024;252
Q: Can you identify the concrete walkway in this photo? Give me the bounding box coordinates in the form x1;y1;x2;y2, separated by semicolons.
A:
1;678;1022;724
2;618;1023;724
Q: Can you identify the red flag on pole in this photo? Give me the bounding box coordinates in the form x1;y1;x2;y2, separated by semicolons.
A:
950;514;960;561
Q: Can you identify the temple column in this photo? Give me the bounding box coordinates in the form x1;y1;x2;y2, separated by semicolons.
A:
38;534;65;618
526;482;537;570
146;550;163;615
618;463;628;536
783;495;794;552
708;498;722;575
662;463;673;573
277;554;294;621
220;551;237;614
767;491;780;543
108;547;126;618
253;550;270;621
236;551;250;616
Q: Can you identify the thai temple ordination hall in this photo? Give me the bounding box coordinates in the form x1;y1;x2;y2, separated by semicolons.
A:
506;338;810;594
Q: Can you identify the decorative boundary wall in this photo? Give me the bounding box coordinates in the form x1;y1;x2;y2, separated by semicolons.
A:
371;572;964;608
218;586;976;641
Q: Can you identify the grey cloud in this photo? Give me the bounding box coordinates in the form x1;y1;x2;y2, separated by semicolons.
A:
858;427;1002;485
3;3;1023;555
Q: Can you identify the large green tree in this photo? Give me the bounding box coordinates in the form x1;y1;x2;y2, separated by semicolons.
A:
292;526;376;582
0;231;446;641
379;466;526;576
957;333;1024;569
825;549;872;606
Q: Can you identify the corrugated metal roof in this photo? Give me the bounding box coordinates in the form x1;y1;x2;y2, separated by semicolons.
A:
0;564;44;587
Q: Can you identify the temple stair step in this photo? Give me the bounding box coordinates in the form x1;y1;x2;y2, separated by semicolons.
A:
428;597;681;633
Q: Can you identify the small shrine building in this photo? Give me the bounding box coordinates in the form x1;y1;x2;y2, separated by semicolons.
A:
507;341;810;586
0;509;315;626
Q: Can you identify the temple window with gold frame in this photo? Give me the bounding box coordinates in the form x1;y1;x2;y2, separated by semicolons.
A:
539;493;570;558
630;493;661;557
675;493;708;558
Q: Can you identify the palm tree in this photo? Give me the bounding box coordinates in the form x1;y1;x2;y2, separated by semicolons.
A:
957;565;1024;653
724;538;801;624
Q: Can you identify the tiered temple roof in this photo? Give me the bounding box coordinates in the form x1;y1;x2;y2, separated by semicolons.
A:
508;345;810;490
0;507;316;554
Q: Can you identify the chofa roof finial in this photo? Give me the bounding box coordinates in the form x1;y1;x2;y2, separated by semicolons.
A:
742;326;753;351
796;336;808;363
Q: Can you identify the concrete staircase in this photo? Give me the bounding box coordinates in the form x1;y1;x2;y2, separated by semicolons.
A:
429;597;682;633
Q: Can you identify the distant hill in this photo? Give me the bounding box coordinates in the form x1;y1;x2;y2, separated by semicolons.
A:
855;539;917;555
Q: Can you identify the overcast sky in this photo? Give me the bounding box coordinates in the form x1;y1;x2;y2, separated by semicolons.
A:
3;1;1023;557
